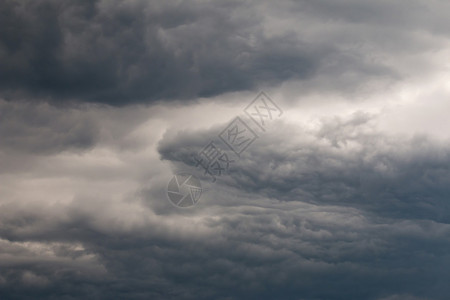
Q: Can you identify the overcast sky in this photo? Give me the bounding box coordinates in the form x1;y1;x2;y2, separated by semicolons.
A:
1;0;450;299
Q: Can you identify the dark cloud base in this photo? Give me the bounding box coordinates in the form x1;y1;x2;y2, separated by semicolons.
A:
2;0;450;299
0;198;447;300
0;0;318;105
1;105;449;299
159;116;450;223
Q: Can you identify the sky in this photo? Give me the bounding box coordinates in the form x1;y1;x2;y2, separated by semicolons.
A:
1;0;450;299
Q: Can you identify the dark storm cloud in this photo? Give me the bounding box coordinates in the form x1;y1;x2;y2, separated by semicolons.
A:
0;100;98;156
1;191;449;300
159;113;450;223
3;0;443;105
295;0;450;33
0;0;319;105
2;0;450;299
151;113;450;299
2;106;450;299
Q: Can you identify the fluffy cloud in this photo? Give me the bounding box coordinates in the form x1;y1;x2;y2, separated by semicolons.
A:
0;0;318;104
2;0;450;105
1;94;449;298
2;0;450;299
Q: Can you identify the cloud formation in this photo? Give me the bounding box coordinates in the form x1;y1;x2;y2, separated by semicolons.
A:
3;0;449;105
2;0;450;299
0;0;319;104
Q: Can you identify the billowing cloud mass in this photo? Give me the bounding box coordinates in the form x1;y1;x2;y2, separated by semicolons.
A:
1;0;450;299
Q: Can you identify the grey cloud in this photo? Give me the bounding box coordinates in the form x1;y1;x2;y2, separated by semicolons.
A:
158;113;450;223
3;0;447;105
1;193;449;299
0;0;318;105
0;237;107;300
0;100;99;156
295;0;450;34
2;0;450;298
1;105;449;299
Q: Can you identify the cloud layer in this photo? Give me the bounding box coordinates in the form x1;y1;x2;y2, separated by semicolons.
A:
2;0;450;105
2;0;450;299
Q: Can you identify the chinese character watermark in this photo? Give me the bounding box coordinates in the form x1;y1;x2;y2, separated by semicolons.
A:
194;141;235;182
166;91;282;207
167;173;202;208
244;91;283;131
219;117;258;157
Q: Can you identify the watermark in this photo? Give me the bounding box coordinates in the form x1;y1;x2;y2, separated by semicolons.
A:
194;141;235;182
167;173;202;208
219;116;258;157
244;91;283;132
166;91;282;208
